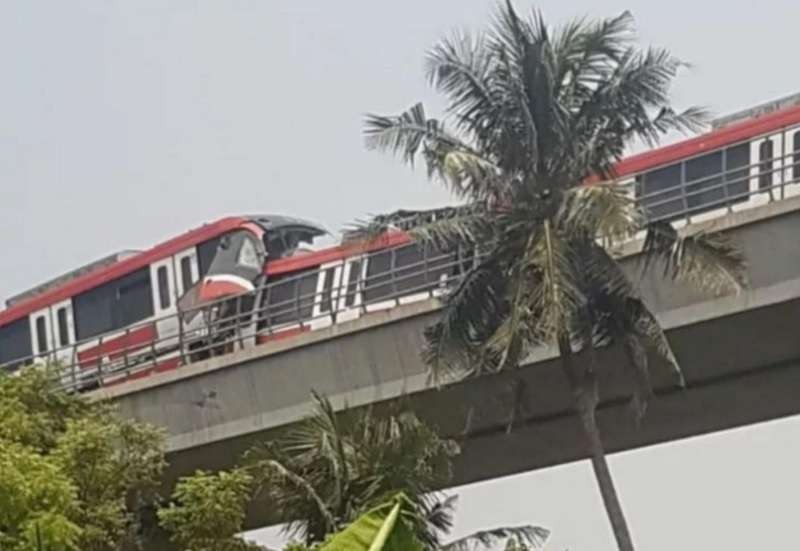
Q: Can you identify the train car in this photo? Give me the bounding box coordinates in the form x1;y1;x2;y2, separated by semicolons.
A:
2;94;800;389
0;212;465;387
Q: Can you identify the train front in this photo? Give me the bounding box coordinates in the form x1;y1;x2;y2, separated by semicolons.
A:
178;216;328;338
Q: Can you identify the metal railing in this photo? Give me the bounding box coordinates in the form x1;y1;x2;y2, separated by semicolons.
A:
3;246;478;392
3;124;800;391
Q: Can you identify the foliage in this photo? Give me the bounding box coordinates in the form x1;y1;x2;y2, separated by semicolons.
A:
158;393;547;551
317;494;422;551
245;394;459;546
158;469;262;551
0;366;165;551
0;440;81;550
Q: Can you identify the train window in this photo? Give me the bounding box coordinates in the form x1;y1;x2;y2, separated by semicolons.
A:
426;243;457;286
35;316;48;354
262;269;317;327
685;151;723;213
57;307;69;347
197;237;222;278
759;139;774;190
794;133;800;180
344;260;361;307
319;268;335;313
0;318;33;368
237;237;260;270
394;244;427;294
635;162;683;221
74;267;155;340
724;143;750;202
180;257;193;293
116;269;155;327
363;250;393;303
157;266;170;309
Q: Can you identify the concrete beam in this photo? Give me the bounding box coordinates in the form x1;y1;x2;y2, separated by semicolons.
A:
93;198;800;532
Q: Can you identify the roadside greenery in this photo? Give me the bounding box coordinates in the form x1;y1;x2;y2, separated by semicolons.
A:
0;366;165;551
157;395;549;551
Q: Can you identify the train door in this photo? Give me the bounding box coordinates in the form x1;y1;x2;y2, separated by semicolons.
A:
175;248;200;299
150;258;178;345
51;299;76;365
784;129;800;198
309;261;343;330
745;134;781;209
335;257;365;323
29;307;53;362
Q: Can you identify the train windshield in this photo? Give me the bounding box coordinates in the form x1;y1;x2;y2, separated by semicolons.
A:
206;231;264;280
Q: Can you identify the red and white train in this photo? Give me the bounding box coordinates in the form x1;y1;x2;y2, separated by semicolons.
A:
2;94;800;387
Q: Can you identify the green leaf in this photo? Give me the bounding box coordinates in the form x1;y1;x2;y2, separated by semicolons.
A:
319;496;422;551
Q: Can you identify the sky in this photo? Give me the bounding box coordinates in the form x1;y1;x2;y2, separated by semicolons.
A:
2;0;799;549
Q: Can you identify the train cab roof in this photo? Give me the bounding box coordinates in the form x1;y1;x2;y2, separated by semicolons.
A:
246;214;328;236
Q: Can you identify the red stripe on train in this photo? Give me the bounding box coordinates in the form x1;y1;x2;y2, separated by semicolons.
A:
77;324;157;368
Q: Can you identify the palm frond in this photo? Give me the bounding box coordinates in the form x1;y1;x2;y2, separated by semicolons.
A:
440;525;550;551
642;221;748;295
364;103;469;164
556;182;643;244
423;254;510;383
343;205;492;254
251;458;337;534
527;220;584;343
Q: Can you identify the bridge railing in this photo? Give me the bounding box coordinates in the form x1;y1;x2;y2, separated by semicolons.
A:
5;246;478;392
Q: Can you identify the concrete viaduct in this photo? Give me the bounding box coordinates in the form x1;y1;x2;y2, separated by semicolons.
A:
93;198;800;532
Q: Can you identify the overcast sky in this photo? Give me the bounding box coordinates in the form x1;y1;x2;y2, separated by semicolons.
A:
3;1;800;549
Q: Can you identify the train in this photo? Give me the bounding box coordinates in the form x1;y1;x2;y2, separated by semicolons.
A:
2;94;800;388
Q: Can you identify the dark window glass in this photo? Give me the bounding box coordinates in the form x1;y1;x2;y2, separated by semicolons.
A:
57;308;69;347
425;243;458;287
74;282;115;340
116;269;155;327
260;269;318;328
794;133;800;180
724;143;750;202
319;268;335;313
344;260;361;307
0;318;33;368
74;267;155;340
685;151;723;213
636;163;683;221
394;244;426;294
363;250;393;303
157;266;170;309
35;316;48;354
197;238;221;278
180;257;194;293
759;139;774;190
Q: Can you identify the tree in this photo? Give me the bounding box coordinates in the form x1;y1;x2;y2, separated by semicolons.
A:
0;366;165;550
244;394;459;547
157;469;262;551
159;394;547;551
362;3;746;550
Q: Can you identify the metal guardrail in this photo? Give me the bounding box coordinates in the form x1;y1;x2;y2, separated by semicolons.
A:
4;124;800;391
6;247;477;392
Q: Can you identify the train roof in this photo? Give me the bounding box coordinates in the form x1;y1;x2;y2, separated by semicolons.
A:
612;102;800;178
3;101;800;328
0;217;250;327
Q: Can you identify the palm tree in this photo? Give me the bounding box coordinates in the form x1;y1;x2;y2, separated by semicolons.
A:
245;394;547;550
361;3;747;551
